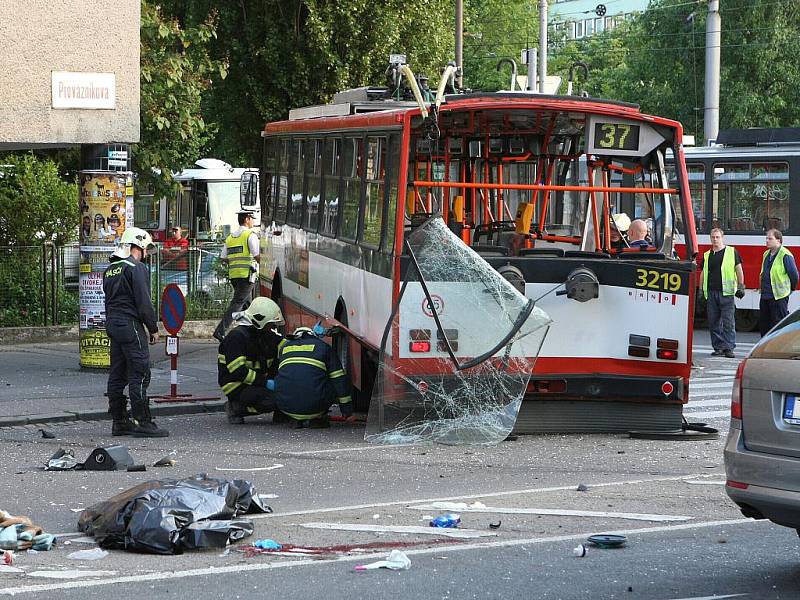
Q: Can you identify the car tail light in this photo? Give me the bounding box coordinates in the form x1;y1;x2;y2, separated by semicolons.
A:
731;359;746;420
726;479;749;490
409;341;431;352
656;349;678;360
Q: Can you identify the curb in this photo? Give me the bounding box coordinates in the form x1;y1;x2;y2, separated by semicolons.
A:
0;320;218;345
0;400;225;428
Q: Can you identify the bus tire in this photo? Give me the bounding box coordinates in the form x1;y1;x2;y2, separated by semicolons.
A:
332;302;374;413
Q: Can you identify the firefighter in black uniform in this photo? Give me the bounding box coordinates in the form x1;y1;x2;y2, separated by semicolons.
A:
218;297;284;424
103;227;168;438
273;326;354;428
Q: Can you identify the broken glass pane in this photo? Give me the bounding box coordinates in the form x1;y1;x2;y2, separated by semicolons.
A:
365;217;551;446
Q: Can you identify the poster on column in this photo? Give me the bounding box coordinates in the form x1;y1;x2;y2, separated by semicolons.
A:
79;251;112;368
79;172;132;247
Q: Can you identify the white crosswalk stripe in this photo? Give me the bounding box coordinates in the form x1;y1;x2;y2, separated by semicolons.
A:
685;344;738;428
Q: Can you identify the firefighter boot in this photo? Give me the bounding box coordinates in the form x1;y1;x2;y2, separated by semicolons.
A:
131;403;169;438
225;400;245;424
109;397;134;436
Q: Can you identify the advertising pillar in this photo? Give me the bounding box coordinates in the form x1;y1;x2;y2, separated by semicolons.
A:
78;144;133;368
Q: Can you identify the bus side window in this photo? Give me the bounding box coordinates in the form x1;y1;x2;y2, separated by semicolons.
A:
262;138;276;221
320;137;340;237
362;136;387;248
385;134;401;253
304;139;323;232
340;137;362;241
287;139;304;226
274;140;290;224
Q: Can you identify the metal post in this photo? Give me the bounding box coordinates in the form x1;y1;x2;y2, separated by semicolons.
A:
170;353;178;397
539;0;548;94
527;48;537;92
40;244;47;326
704;0;721;144
455;0;463;88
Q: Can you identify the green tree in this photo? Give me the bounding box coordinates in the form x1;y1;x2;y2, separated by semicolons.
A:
137;0;226;197
0;153;78;246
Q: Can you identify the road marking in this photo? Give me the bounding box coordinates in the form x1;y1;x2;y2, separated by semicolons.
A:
0;518;762;597
283;444;411;455
691;376;734;383
666;595;746;600
407;503;691;522
683;410;730;419
691;381;735;389
251;473;725;520
299;522;497;538
213;463;283;472
687;399;731;408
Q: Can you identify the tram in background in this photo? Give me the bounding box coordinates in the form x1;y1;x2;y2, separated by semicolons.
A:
669;128;800;331
248;61;700;432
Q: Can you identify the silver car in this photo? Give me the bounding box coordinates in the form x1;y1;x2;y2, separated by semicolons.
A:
725;309;800;530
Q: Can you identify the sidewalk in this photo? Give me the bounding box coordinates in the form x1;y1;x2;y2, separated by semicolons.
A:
0;327;223;426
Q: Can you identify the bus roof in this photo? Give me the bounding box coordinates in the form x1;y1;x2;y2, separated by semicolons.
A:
263;92;681;135
172;166;252;182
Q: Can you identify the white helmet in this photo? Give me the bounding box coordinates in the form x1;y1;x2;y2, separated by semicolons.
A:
243;297;284;329
112;227;155;259
293;326;316;337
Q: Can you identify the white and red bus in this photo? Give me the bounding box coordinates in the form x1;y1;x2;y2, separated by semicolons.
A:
249;73;700;433
669;128;800;331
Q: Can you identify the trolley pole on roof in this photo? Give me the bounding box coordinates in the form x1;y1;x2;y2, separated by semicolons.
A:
539;0;548;94
455;0;463;88
704;0;721;144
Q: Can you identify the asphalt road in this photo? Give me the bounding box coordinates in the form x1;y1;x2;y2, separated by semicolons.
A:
1;330;796;599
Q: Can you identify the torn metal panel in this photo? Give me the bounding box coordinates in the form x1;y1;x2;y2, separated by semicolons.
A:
299;522;498;539
366;217;551;446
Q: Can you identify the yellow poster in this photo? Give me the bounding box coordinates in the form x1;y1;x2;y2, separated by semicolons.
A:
79;329;111;368
79;172;130;246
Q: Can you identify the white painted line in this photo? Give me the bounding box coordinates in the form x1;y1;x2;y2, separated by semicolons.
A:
299;522;497;539
691;376;734;383
0;518;762;597
683;480;726;486
283;444;410;455
683;410;730;419
707;370;737;375
666;595;746;600
408;503;691;522
213;464;283;472
687;399;732;408
690;381;735;389
250;473;725;520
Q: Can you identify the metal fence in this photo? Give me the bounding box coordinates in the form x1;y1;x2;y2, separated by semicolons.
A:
0;242;231;328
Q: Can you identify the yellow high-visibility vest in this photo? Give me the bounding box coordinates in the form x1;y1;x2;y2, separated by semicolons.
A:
225;230;254;280
703;246;737;298
760;246;793;300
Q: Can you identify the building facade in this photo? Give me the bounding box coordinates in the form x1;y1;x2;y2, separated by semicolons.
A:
549;0;650;40
0;1;140;150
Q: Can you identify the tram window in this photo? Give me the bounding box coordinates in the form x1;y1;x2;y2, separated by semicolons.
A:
274;140;290;224
385;135;401;253
320;138;340;237
713;162;789;232
304;139;323;232
667;164;705;233
287;140;304;226
362;136;387;248
340;137;362;241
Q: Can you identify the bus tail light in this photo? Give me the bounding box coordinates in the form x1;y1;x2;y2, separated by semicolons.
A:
436;328;458;352
628;334;650;358
657;338;679;350
409;341;431;352
731;359;746;420
656;338;679;360
656;349;678;360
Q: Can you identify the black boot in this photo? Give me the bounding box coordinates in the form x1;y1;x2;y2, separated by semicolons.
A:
108;398;133;436
226;401;244;424
112;418;135;436
132;420;169;438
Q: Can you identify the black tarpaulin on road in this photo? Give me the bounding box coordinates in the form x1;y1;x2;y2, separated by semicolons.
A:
77;474;272;554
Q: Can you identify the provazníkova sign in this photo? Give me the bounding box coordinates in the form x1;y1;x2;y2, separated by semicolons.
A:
52;72;116;109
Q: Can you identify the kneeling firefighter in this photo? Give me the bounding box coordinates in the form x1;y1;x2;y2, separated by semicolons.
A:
271;326;354;428
218;297;284;424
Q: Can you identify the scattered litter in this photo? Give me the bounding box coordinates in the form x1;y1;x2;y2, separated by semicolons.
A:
572;544;588;557
0;510;56;551
420;515;433;521
2;550;12;565
78;474;273;555
39;428;55;439
409;503;691;523
488;521;502;530
433;556;448;560
259;494;279;500
25;549;38;555
355;549;411;571
372;514;380;520
576;483;589;492
45;448;79;471
300;522;496;539
683;480;726;486
28;570;117;579
214;464;283;472
587;534;627;548
45;446;141;472
68;548;108;560
153;451;177;467
64;536;97;545
253;539;282;550
430;514;461;528
69;508;85;513
0;565;24;574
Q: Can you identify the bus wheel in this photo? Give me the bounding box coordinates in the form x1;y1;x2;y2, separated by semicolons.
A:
331;305;374;414
736;309;759;332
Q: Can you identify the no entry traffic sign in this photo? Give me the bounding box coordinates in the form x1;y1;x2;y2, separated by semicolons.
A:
161;283;186;335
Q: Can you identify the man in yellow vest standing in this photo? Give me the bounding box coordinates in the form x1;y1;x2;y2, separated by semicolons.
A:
214;211;260;342
700;228;745;358
759;228;799;336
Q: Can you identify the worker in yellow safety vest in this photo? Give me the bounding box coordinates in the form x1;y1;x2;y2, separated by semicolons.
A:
214;211;260;342
700;227;745;358
759;228;799;336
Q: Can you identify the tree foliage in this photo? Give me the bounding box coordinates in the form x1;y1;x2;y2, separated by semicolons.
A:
0;154;78;246
137;0;225;197
158;0;453;166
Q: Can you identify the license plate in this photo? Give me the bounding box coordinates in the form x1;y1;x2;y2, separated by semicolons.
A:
783;394;800;424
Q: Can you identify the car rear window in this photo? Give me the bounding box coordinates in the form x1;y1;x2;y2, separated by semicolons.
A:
750;310;800;359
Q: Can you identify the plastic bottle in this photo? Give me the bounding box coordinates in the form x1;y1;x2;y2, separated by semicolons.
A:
429;513;461;528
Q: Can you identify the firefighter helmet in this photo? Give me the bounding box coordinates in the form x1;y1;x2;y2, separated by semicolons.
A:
119;227;154;250
244;297;284;329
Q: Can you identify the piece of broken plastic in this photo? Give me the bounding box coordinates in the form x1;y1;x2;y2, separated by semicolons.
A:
365;217;550;446
67;548;108;560
45;448;79;471
355;549;412;571
77;474;272;555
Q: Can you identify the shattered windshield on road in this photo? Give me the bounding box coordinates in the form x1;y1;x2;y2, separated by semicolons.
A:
366;217;551;446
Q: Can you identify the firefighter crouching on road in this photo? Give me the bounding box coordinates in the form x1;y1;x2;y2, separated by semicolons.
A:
270;326;354;429
103;227;168;438
218;297;283;424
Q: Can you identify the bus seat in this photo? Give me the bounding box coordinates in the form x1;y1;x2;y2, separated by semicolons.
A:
471;244;509;256
519;247;565;257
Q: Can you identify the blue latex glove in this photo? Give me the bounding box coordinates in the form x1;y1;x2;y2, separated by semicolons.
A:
265;379;276;391
254;539;282;550
312;322;326;336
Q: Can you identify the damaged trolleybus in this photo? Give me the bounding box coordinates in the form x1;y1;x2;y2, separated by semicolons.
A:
246;61;699;433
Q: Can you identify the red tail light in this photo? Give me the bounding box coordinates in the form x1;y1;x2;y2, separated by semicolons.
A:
731;359;746;420
409;341;431;352
726;479;749;490
656;349;678;360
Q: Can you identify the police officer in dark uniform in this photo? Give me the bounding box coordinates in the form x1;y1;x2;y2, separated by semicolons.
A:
103;227;168;437
218;297;284;424
272;326;354;428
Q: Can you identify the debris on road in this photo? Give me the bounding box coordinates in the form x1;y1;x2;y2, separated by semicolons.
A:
45;448;79;471
573;544;588;557
0;511;55;551
488;520;502;530
300;522;497;539
253;539;282;550
67;548;108;560
39;428;55;439
430;513;461;528
587;534;627;548
240;538;461;558
78;475;272;554
28;569;117;579
576;483;589;492
153;451;177;467
355;549;411;571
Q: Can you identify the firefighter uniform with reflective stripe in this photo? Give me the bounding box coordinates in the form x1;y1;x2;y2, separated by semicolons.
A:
217;324;280;417
275;333;352;420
